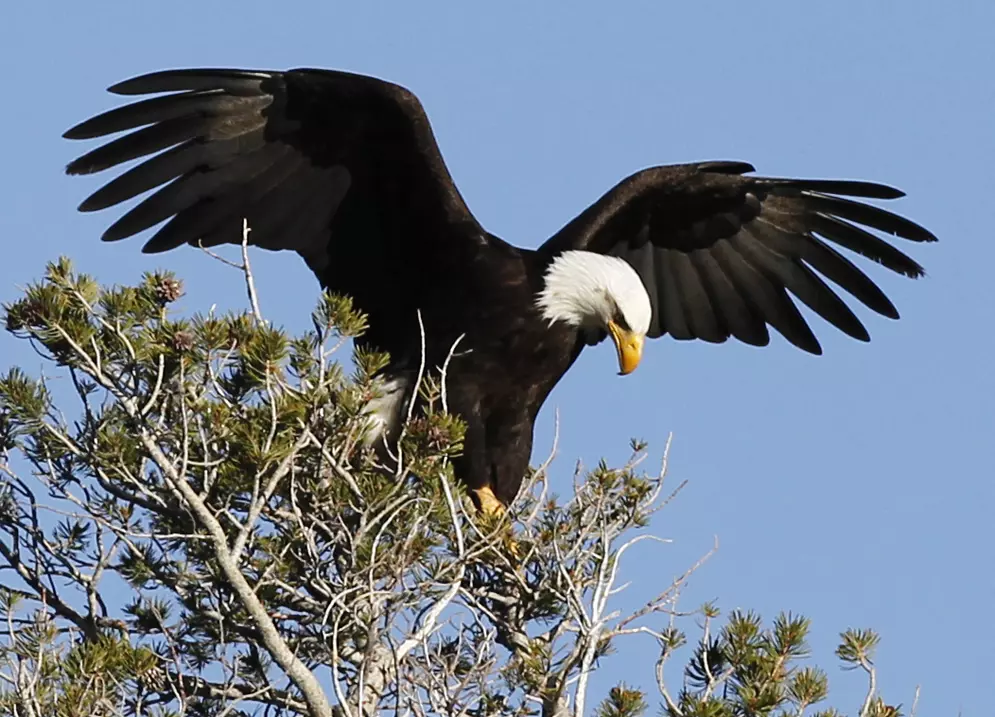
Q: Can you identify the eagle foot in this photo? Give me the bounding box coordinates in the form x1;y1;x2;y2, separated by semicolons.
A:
472;485;506;517
472;486;521;561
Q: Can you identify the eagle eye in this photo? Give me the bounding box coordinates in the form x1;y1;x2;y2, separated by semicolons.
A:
612;307;630;331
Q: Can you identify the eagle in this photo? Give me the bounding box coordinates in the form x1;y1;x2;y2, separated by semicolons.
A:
63;67;937;514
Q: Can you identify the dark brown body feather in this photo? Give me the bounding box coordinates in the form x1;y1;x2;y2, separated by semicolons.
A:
63;67;937;507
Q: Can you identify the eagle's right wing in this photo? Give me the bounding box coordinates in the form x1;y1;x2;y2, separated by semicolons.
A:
64;67;482;271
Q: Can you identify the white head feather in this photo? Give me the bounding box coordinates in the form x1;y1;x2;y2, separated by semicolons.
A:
536;250;652;340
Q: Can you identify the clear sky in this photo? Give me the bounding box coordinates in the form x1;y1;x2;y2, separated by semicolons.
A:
2;1;992;714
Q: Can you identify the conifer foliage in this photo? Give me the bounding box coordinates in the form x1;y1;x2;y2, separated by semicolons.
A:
0;255;912;716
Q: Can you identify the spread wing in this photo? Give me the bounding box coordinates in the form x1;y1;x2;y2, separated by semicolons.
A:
541;161;936;354
63;67;481;272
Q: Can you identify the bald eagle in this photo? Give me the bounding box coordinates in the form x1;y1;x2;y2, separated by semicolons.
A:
63;68;937;514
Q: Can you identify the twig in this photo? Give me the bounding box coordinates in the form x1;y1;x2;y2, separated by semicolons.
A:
195;219;264;324
240;218;265;324
439;332;466;415
389;308;429;474
858;653;878;717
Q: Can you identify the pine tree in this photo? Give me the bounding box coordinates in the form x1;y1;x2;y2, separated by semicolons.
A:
0;253;914;717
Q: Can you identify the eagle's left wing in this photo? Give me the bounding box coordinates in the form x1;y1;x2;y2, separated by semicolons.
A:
540;161;937;354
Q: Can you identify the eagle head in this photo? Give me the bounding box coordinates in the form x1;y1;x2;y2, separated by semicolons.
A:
537;250;652;375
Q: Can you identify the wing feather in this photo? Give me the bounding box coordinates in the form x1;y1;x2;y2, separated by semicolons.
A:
713;238;819;353
68;116;208;180
624;241;661;333
139;146;301;252
670;250;726;343
654;249;692;340
738;225;870;342
689;248;769;346
809;212;926;278
796;191;936;243
107;69;272;95
103;140;290;243
64;91;267;140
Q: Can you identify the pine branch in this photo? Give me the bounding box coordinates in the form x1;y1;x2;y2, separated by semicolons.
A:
0;255;923;717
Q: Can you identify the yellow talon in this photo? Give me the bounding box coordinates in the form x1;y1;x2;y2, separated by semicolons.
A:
471;485;521;561
472;485;506;517
503;533;521;561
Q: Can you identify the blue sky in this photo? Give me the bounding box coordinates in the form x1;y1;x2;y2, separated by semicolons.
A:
2;1;992;713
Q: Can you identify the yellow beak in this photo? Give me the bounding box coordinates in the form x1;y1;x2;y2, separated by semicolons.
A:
607;320;645;376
